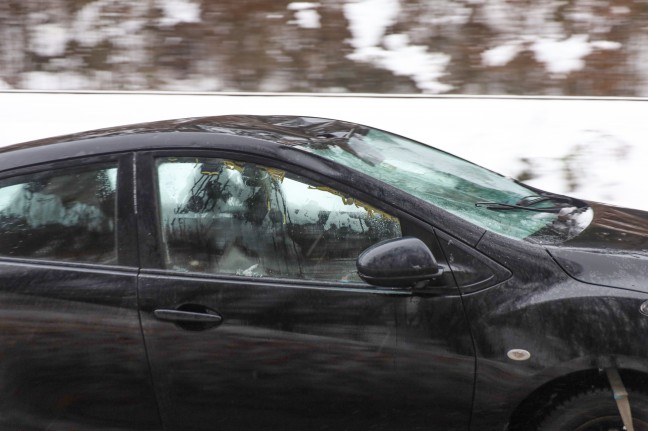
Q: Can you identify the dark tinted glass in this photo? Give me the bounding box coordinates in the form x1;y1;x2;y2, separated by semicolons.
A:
0;165;118;264
156;157;401;282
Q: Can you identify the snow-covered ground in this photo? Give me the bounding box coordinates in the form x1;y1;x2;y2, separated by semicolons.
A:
1;92;646;210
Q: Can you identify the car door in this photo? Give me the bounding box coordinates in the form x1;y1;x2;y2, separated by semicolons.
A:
0;154;160;430
136;150;475;431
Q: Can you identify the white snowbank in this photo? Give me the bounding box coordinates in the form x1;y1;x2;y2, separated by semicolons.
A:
1;93;646;210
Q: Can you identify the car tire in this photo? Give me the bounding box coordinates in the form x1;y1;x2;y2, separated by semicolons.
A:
537;388;648;431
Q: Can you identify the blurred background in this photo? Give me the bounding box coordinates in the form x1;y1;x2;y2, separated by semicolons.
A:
2;0;647;94
1;0;646;208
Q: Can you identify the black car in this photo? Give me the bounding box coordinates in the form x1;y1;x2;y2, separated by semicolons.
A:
1;115;647;431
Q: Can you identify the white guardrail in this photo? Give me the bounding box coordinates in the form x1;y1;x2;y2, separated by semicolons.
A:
1;91;647;210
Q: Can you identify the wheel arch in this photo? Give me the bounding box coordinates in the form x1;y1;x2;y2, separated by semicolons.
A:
507;367;648;430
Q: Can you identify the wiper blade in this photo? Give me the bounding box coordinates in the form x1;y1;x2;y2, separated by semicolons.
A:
475;201;564;213
475;195;578;214
518;194;576;206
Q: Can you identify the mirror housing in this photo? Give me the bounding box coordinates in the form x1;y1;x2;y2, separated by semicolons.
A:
356;237;443;288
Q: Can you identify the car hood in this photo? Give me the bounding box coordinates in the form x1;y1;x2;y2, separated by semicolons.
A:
547;202;648;291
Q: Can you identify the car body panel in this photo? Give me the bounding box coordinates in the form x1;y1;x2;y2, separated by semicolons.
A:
469;230;648;429
0;261;161;430
139;272;475;430
135;148;476;430
547;202;648;292
549;248;648;292
0;115;646;431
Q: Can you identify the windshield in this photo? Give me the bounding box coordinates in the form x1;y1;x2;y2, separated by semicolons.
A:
301;127;590;241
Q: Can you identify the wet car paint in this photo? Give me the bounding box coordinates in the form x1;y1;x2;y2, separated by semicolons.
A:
138;273;475;430
468;230;648;429
0;115;646;430
0;261;161;430
547;202;648;291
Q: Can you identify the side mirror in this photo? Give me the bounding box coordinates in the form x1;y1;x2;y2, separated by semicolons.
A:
356;237;443;288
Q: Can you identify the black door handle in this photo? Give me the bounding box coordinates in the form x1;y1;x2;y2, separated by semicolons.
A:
153;304;223;331
154;309;223;323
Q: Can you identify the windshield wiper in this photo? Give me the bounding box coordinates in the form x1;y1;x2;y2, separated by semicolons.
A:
475;195;577;214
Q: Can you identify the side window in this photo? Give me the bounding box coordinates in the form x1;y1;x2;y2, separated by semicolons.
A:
0;165;118;264
156;157;402;282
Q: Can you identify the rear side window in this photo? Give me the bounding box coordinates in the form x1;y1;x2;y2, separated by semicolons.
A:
0;165;118;264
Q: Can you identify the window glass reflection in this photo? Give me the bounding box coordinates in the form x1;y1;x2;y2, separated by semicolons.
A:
157;158;401;282
0;166;118;263
303;128;576;240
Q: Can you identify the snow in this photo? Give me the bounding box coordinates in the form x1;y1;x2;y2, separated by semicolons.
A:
157;0;202;26
3;0;635;95
531;35;593;75
531;36;622;74
1;93;647;210
288;3;321;29
73;1;148;47
292;9;320;29
21;72;91;90
344;0;400;49
287;2;320;11
482;43;522;67
344;0;452;93
349;35;453;93
590;40;622;50
30;23;69;57
611;6;630;14
67;0;201;50
159;77;222;92
475;2;625;75
481;36;622;73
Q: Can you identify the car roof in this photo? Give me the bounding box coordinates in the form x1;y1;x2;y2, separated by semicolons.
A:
4;115;359;154
0;115;365;174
